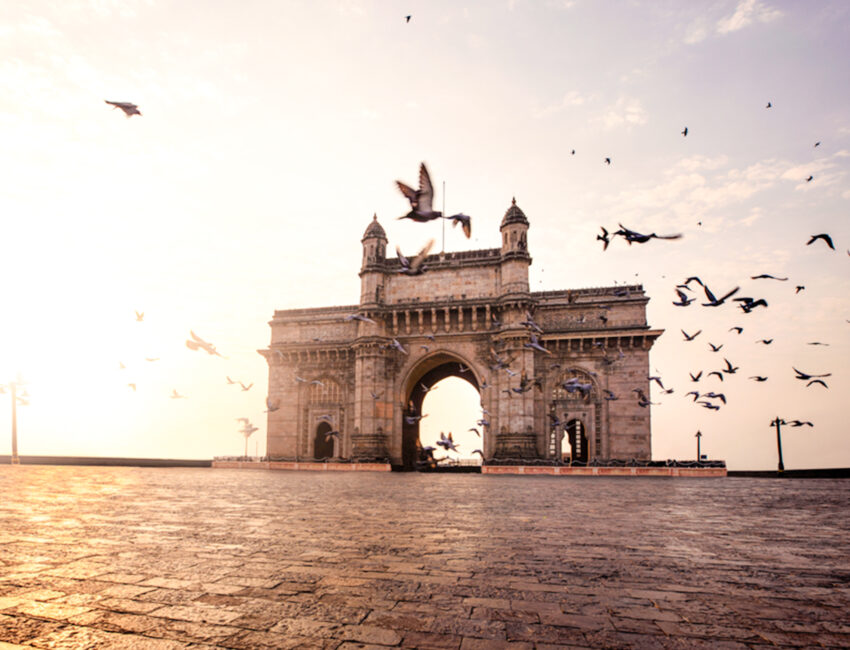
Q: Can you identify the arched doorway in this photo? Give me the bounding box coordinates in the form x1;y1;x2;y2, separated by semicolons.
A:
565;419;588;463
401;355;480;470
314;422;335;459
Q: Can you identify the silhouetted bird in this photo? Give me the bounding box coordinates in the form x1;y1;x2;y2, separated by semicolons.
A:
707;371;724;381
673;289;694;307
105;100;141;117
436;431;459;452
405;14;411;22
604;157;611;165
682;329;701;341
756;339;773;345
685;390;700;401
397;163;442;222
735;297;768;313
806;175;814;182
597;227;611;251
701;284;739;307
807;233;835;250
793;367;831;381
722;358;739;374
788;420;813;427
749;376;768;382
766;101;772;108
751;274;788;281
807;379;828;389
795;286;805;293
614;224;682;244
708;342;723;352
186;331;223;357
689;371;702;382
814;142;820;148
524;334;551;355
729;326;743;334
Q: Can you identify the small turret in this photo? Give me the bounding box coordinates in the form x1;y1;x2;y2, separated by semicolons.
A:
499;198;531;294
360;214;387;305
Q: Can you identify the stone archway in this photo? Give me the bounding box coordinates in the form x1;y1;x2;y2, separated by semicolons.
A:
400;353;480;470
565;419;588;463
314;422;334;459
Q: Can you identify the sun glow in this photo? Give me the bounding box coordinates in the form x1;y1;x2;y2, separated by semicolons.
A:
418;377;483;461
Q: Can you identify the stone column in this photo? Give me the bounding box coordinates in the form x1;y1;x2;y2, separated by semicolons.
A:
351;340;390;460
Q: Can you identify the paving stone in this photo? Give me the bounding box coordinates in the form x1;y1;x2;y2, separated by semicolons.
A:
1;467;849;649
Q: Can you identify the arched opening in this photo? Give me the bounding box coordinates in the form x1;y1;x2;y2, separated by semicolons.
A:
419;377;482;466
401;356;480;470
566;419;588;463
314;422;334;459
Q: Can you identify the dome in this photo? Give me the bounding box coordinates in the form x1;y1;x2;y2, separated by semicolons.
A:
362;213;387;240
500;197;528;228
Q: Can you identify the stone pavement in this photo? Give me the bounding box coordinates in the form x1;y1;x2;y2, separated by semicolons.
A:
0;466;848;649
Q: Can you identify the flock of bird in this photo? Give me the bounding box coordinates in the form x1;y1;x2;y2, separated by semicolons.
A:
113;312;277;453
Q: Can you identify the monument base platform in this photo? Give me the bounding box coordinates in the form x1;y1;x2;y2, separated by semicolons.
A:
213;460;392;472
482;465;727;477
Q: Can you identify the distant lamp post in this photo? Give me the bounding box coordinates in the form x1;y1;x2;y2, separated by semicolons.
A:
4;376;27;465
695;430;702;462
770;417;786;473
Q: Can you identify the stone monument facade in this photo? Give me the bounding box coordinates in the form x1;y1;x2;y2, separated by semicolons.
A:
260;200;662;468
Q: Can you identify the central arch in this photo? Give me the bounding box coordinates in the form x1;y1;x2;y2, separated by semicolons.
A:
400;352;480;470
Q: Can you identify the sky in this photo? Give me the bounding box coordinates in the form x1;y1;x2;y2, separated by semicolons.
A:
1;0;848;470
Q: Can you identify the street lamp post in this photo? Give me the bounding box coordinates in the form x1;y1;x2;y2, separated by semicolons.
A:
771;417;785;473
695;430;702;462
10;382;19;465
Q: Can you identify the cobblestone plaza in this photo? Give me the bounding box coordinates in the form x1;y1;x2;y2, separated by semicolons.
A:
1;466;849;648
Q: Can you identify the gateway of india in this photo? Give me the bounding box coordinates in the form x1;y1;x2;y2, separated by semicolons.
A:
260;200;662;469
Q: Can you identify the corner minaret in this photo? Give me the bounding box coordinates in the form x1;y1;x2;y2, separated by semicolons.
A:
499;197;531;295
360;213;387;307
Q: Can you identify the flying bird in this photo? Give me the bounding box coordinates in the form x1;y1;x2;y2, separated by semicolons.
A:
792;367;831;381
749;376;768;382
795;286;805;294
707;371;724;381
702;284;740;307
389;338;408;354
128;383;136;391
681;329;701;341
708;342;723;352
729;327;743;334
751;274;788;281
766;101;772;108
345;313;376;324
135;311;144;321
105;100;141;117
396;239;434;276
807;379;828;389
265;397;280;412
756;339;773;345
405;14;411;22
806;233;835;250
788;420;813;427
689;371;702;382
722;358;739;374
604;157;611;165
444;213;471;238
814;142;820;148
436;431;459;452
239;382;253;392
672;289;695;307
735;297;768;313
597;227;611;251
614;224;682;244
186;331;223;357
805;175;814;182
170;389;187;399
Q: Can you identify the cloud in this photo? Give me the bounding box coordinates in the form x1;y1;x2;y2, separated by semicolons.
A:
683;20;709;45
533;90;594;118
717;0;782;35
594;96;648;130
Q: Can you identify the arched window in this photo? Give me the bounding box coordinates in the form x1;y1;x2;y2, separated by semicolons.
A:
310;379;341;404
314;422;334;459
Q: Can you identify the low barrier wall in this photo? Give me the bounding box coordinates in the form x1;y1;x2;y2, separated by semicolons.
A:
212;460;392;472
482;465;727;477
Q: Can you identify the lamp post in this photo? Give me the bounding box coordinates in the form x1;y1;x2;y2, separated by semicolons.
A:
695;430;702;462
770;417;785;473
10;382;18;465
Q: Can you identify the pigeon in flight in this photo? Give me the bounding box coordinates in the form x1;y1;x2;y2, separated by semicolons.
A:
681;127;688;137
805;175;814;182
814;142;820;148
345;313;376;324
751;274;788;281
135;311;144;321
524;334;551;355
390;338;408;354
729;327;743;334
788;420;813;427
597;227;611;251
756;339;774;345
396;163;467;225
807;379;828;389
735;297;768;313
681;329;701;341
265;397;280;412
405;14;411;22
766;101;772;108
604;157;611;165
186;331;223;357
708;342;723;352
701;284;739;307
722;358;739;374
170;389;187;399
436;431;460;452
128;383;136;391
689;371;702;382
807;233;835;250
795;286;805;294
672;289;695;307
240;382;253;392
444;213;471;238
105;100;141;117
793;367;831;381
614;224;682;244
396;239;434;276
749;376;768;382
